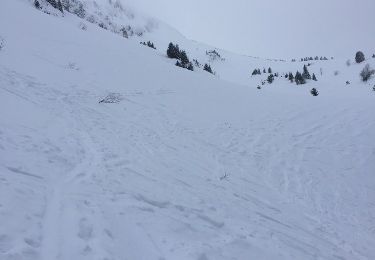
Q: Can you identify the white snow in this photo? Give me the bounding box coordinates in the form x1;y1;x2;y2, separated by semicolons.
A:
0;1;375;260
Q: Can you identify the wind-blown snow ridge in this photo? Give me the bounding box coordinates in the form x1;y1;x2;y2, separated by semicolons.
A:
0;0;375;260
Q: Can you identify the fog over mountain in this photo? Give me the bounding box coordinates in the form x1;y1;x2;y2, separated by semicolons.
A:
124;0;375;59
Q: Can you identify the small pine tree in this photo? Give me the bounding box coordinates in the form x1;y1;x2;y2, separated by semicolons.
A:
310;88;319;96
167;43;174;58
179;50;189;65
252;69;259;76
372;54;375;58
302;65;311;79
355;51;365;63
57;0;63;12
267;74;274;84
257;69;261;74
46;0;63;12
312;73;317;81
175;60;182;68
187;63;194;71
288;72;294;82
120;28;128;38
204;64;213;74
295;71;305;85
263;68;266;73
34;0;41;9
268;67;272;73
360;64;375;82
285;73;288;78
167;43;180;59
145;41;155;49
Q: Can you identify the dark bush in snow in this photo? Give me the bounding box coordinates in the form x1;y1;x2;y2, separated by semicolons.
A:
312;73;317;81
346;81;351;85
360;64;375;82
310;88;319;96
372;54;375;58
355;51;365;63
268;67;272;73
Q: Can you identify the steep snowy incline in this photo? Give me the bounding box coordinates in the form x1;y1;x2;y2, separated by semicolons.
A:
1;1;375;260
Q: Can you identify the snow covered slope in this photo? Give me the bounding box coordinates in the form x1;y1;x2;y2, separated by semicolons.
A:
1;1;375;260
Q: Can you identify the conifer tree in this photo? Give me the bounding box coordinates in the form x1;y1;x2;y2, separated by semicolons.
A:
34;0;41;9
187;63;194;71
312;73;317;81
167;43;178;59
267;74;274;84
204;64;213;74
302;64;311;80
179;51;190;67
288;72;294;82
295;71;305;85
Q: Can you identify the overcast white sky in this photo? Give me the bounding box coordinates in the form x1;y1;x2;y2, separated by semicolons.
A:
124;0;375;59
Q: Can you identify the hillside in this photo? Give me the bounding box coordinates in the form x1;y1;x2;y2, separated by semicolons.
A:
0;1;375;260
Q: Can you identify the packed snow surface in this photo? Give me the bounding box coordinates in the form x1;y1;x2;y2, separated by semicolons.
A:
0;1;374;260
